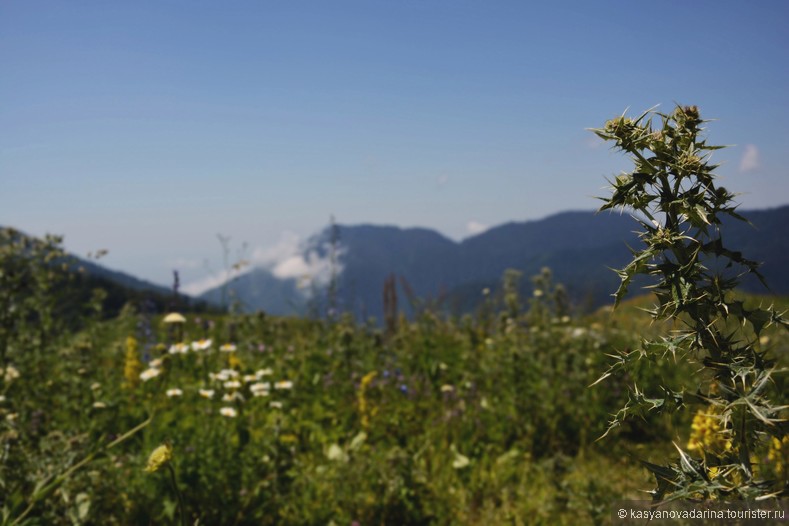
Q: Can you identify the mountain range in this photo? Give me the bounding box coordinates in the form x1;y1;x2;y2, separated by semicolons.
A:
200;205;789;320
7;205;785;322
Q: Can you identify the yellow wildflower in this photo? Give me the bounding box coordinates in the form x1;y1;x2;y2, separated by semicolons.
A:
144;443;172;473
123;336;143;390
227;353;242;370
687;406;731;458
767;435;788;476
358;371;378;429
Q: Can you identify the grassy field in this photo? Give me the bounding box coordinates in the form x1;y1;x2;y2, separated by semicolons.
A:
1;257;787;524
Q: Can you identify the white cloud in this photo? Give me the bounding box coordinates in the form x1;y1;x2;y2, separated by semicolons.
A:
252;230;341;286
466;220;488;235
272;255;312;278
272;251;333;282
181;269;237;296
249;231;301;266
739;144;761;173
181;230;344;296
436;174;450;187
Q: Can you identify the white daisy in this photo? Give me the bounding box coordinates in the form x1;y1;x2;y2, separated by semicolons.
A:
255;368;273;378
219;407;237;418
140;368;162;382
191;339;212;352
249;382;271;397
222;392;245;403
169;343;190;355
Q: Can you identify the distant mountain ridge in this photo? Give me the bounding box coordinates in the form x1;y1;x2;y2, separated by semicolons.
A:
202;205;789;319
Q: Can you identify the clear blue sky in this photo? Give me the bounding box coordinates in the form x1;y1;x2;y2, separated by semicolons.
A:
2;1;788;292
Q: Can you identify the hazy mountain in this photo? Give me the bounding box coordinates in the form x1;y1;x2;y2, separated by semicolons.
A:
201;205;789;319
199;267;306;315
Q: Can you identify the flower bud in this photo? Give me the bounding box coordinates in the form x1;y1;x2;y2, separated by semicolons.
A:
144;443;172;473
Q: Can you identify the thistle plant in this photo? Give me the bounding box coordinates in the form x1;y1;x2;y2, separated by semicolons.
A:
591;105;788;500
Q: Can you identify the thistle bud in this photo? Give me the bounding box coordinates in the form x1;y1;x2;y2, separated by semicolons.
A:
683;105;699;120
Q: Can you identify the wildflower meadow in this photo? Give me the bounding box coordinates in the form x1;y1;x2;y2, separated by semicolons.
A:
1;107;787;525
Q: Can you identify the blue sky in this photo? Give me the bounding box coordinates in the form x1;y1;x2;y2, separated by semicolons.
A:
2;1;788;293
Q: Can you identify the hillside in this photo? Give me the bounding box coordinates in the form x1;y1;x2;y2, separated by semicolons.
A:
0;226;213;322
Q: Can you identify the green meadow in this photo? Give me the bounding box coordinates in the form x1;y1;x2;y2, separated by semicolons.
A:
1;245;787;525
